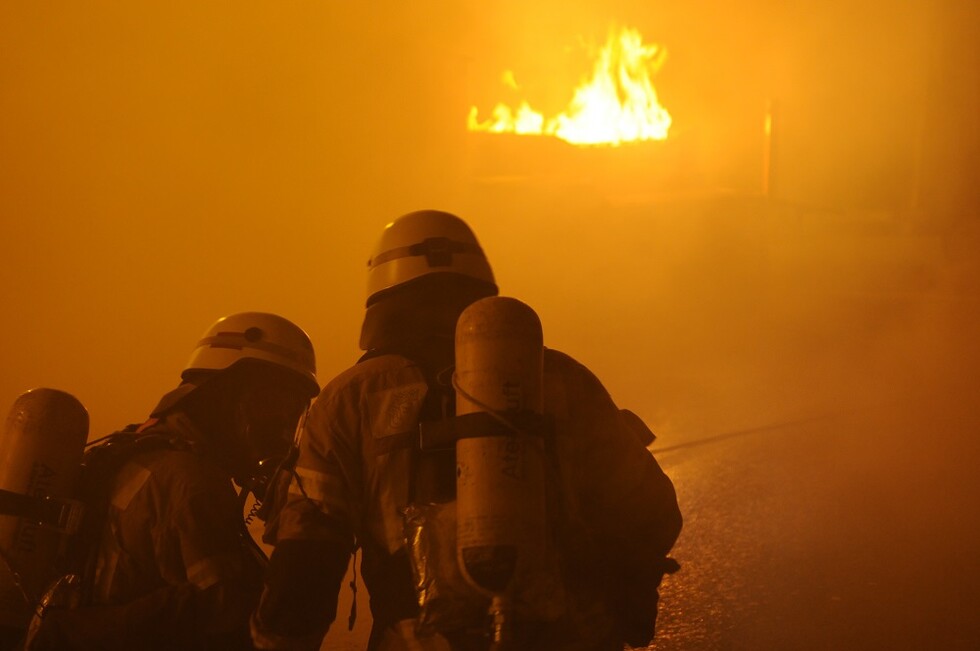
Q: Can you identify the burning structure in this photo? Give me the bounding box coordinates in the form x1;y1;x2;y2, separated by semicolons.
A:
468;26;672;146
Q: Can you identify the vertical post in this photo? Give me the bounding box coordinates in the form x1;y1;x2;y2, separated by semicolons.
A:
762;98;778;199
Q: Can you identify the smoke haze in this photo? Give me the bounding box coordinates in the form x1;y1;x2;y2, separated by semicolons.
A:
1;1;977;647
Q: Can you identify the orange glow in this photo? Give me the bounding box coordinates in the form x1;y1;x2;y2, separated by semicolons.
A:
468;26;672;146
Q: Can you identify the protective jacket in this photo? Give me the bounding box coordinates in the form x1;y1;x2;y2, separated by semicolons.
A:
29;413;263;650
255;348;681;650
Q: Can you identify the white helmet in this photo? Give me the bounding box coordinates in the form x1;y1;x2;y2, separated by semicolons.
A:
366;210;497;305
182;312;318;397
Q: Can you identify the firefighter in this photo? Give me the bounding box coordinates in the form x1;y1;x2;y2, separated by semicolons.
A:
27;312;319;651
251;211;682;651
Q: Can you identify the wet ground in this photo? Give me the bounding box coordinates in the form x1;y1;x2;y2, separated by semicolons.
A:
644;238;980;650
653;382;980;650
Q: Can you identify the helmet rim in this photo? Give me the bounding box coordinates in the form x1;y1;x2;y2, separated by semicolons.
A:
182;312;318;397
366;210;496;305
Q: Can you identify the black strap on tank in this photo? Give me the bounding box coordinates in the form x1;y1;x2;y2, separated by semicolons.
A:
0;489;82;533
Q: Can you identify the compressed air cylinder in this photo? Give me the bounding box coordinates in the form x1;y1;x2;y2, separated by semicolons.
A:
0;389;88;630
454;296;547;597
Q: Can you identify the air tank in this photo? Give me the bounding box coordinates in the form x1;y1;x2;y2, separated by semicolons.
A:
0;389;88;631
454;296;547;645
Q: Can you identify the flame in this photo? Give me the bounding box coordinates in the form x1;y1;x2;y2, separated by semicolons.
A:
468;26;672;146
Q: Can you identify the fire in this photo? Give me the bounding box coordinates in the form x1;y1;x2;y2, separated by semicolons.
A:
468;26;672;146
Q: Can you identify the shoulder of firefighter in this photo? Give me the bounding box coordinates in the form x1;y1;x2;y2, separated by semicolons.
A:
22;418;263;650
253;349;681;650
542;349;682;648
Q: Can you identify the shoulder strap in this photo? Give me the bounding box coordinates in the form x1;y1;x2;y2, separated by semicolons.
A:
358;346;456;504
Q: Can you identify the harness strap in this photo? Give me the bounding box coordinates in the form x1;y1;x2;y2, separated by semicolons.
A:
0;489;83;533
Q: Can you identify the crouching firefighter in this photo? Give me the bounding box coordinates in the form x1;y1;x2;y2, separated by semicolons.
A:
21;312;319;651
252;210;682;651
